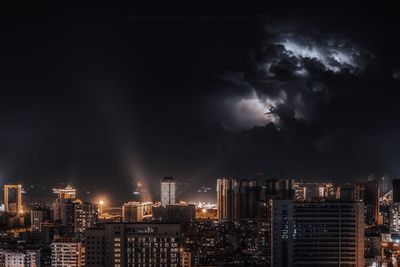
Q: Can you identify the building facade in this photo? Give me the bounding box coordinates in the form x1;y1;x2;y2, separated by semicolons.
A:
152;204;195;223
74;202;98;233
31;207;51;232
52;185;76;199
85;223;181;267
216;177;237;220
161;177;176;207
271;200;365;267
0;250;40;267
4;184;22;213
122;202;152;222
51;239;85;267
390;202;400;234
217;177;263;221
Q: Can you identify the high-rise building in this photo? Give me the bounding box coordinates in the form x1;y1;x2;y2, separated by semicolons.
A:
340;183;364;201
52;186;77;229
364;228;381;261
237;179;263;219
271;200;364;267
217;177;270;221
393;179;400;203
161;177;176;206
122;202;152;222
0;249;40;267
52;186;97;233
52;185;76;199
265;178;294;200
364;177;379;225
31;207;51;232
84;223;180;267
51;238;85;267
390;202;400;234
270;199;294;266
74;202;98;233
379;174;391;197
52;198;76;228
4;184;22;213
216;177;237;220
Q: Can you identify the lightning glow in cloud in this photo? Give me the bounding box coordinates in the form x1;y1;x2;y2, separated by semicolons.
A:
227;90;286;129
278;39;358;73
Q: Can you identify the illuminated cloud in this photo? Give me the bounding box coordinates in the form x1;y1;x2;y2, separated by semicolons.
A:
223;90;286;129
275;36;362;73
214;28;371;130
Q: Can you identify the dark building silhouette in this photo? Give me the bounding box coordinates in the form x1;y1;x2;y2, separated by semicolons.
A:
265;178;294;200
216;177;237;220
217;177;263;221
364;176;379;225
152;204;195;223
393;179;400;203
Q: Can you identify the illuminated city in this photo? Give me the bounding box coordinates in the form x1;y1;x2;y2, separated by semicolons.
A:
0;3;399;267
0;176;399;266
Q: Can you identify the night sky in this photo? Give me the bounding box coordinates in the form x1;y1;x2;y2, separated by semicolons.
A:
0;3;399;203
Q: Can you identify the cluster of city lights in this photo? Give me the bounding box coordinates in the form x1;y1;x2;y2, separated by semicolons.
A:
194;202;217;209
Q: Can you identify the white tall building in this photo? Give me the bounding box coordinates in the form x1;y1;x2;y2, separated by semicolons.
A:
390;202;400;233
51;239;85;267
161;177;176;207
0;249;40;267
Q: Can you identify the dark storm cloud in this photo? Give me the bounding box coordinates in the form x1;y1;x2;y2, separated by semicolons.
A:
199;18;400;181
209;26;372;130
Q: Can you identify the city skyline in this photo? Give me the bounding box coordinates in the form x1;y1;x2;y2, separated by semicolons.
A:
1;3;400;266
0;172;399;265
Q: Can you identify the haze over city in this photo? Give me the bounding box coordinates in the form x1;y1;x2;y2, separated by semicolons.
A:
1;3;399;205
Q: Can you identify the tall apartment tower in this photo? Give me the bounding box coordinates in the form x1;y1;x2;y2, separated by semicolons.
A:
4;184;22;213
271;200;365;267
74;202;98;233
217;177;263;220
161;177;176;207
364;176;379;225
393;179;400;203
216;177;238;220
238;179;262;219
